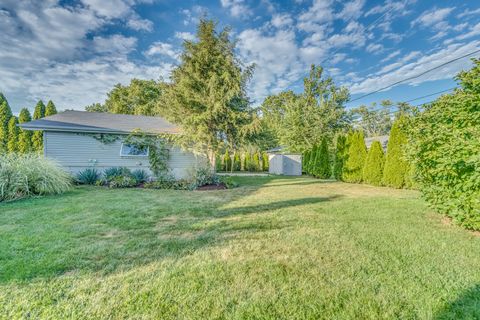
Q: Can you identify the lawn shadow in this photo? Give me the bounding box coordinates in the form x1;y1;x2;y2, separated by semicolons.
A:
1;176;336;284
434;284;480;319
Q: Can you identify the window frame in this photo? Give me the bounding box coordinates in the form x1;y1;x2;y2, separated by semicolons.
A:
119;143;149;157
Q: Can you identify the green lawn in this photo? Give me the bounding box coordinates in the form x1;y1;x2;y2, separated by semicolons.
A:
1;177;479;319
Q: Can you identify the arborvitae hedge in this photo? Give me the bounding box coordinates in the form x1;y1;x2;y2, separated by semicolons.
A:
342;131;367;183
382;116;408;188
253;153;261;172
7;117;18;153
45;100;57;116
262;152;269;171
333;134;347;180
315;137;330;178
18;108;32;154
233;153;241;171
244;153;252;171
215;154;222;171
363;141;385;186
222;150;232;172
307;145;318;175
0;96;12;153
303;150;310;174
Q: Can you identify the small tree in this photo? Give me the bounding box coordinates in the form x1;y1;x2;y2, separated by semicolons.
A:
33;100;45;120
222;150;232;172
262;152;269;171
333;134;347;180
316;137;330;178
7;116;19;153
253;153;261;172
215;153;223;172
233;152;241;171
307;145;318;175
45;100;57;116
18;108;32;153
363;141;385;186
342;131;367;183
0;96;12;153
303;150;311;174
244;153;253;171
382;116;409;188
32;100;46;153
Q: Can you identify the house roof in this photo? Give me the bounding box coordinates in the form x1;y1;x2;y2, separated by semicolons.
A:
19;110;180;135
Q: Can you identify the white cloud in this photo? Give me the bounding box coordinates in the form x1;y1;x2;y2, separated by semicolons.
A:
336;0;365;21
297;0;334;33
381;50;401;63
144;42;180;60
366;43;384;54
220;0;252;18
175;32;196;41
271;14;294;29
350;41;480;94
457;8;480;19
127;15;154;32
412;7;455;28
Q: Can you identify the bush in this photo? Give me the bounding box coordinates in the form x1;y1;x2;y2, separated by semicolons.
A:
108;175;137;188
190;166;220;188
0;154;71;201
333;134;347;180
252;153;261;172
382;116;409;188
222;150;231;172
233;153;241;171
406;59;480;230
76;168;100;185
315;137;330;178
363;141;385;186
132;169;149;183
104;167;132;181
262;152;269;172
342;131;367;183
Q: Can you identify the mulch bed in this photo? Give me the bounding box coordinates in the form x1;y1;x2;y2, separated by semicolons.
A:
196;183;227;191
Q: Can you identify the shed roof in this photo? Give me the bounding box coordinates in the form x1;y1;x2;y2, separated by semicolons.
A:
19;110;180;135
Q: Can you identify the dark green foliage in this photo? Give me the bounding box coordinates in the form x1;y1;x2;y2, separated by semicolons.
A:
7;117;18;153
17;108;32;153
363;141;385;186
333;135;347;180
33;100;45;120
406;59;480;230
104;167;133;181
315;138;330;178
303;150;310;174
262;152;269;171
306;145;318;175
132;169;149;183
382;116;408;188
45;100;57;116
233;153;241;171
76;168;100;185
223;150;232;172
0;94;12;153
342;131;367;183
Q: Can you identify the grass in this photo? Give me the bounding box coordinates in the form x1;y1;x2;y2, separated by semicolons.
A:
1;176;479;319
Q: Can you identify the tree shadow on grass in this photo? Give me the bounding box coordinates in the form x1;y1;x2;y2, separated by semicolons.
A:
0;178;339;284
434;284;480;319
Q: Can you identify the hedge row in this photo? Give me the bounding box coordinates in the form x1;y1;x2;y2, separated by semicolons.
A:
216;151;269;172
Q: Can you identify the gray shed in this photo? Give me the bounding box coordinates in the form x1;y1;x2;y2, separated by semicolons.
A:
267;148;302;176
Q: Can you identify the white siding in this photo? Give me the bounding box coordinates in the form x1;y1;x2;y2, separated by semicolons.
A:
268;154;302;176
44;131;204;179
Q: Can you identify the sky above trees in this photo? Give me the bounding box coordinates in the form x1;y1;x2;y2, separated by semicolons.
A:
1;0;479;113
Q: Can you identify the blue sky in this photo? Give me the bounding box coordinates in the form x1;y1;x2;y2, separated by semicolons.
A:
1;0;480;114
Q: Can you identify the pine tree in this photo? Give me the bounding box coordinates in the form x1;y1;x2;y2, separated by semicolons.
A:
316;137;331;178
223;150;232;172
342;131;367;183
253;153;261;172
333;134;347;180
45;100;57;116
17;108;32;153
363;141;385;186
233;152;241;171
262;152;269;171
32;100;46;153
7;116;19;153
382;116;409;188
0;96;12;153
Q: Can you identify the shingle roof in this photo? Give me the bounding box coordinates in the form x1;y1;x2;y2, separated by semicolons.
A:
19;110;180;134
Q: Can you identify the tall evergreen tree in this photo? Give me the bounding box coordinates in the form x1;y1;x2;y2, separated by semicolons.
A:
307;145;318;175
222;150;232;172
7;116;19;153
262;152;269;172
253;153;261;172
342;131;367;183
244;153;253;172
215;153;223;172
45;100;57;116
316;137;331;178
0;95;12;153
363;141;385;186
163;19;255;167
333;134;347;180
383;116;409;188
32;100;46;153
17;108;32;153
302;150;310;174
233;152;241;171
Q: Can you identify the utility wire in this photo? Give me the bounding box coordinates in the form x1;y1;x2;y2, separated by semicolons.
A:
349;48;480;103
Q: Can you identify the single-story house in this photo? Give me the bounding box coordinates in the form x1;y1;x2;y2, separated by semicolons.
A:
19;111;205;178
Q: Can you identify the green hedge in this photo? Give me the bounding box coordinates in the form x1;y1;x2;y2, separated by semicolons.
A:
363;141;385;186
342;131;367;183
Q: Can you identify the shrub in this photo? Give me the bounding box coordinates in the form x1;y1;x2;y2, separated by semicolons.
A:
244;153;253;171
342;131;367;183
76;168;100;185
363;141;385;186
262;152;269;172
252;153;261;172
333;134;347;180
190;166;221;188
109;176;137;188
215;154;223;172
132;169;149;183
406;59;480;230
382;116;409;188
222;150;231;172
315;137;330;178
0;154;71;202
104;167;132;181
233;152;241;171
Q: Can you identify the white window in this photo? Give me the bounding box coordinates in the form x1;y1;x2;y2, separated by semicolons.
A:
120;143;149;157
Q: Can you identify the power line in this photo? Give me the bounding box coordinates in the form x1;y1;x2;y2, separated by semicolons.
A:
403;87;456;103
349;48;480;103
